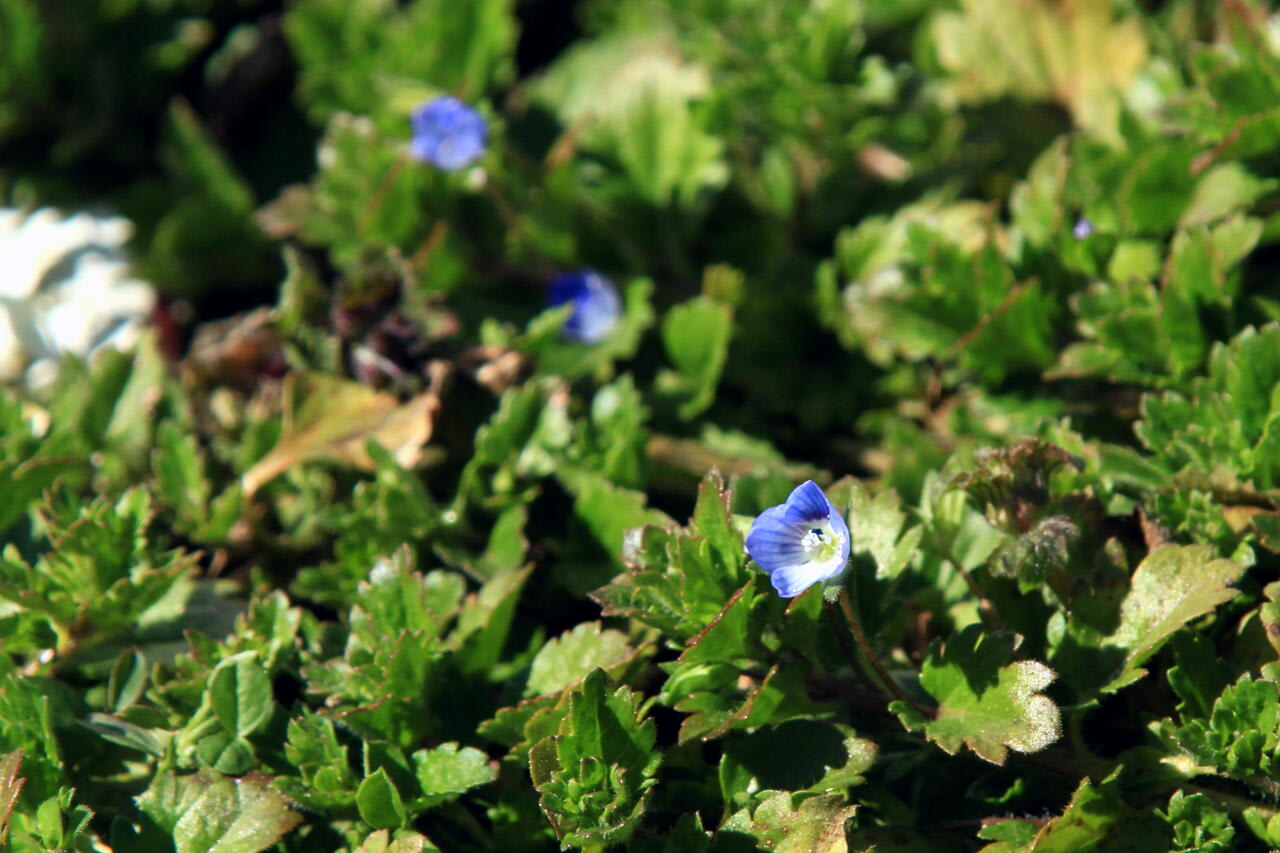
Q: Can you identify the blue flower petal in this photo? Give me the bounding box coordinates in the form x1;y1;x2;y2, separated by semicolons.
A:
746;480;852;598
768;561;836;598
783;480;836;524
409;96;487;172
744;505;806;572
548;270;622;344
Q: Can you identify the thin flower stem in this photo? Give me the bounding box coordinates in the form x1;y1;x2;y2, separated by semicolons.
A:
838;585;913;707
825;600;882;697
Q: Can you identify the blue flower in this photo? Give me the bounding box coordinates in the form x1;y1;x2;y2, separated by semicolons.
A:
1072;217;1094;239
409;96;487;172
745;481;851;597
548;270;622;344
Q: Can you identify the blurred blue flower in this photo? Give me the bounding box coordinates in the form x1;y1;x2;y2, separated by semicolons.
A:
1072;217;1094;239
548;270;622;344
409;96;487;171
745;481;850;597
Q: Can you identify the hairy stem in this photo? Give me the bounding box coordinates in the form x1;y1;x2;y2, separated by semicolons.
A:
837;585;913;708
825;599;882;698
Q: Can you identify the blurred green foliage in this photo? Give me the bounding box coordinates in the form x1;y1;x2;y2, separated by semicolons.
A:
5;0;1280;851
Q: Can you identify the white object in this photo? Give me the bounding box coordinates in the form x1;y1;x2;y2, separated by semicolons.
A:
0;206;155;386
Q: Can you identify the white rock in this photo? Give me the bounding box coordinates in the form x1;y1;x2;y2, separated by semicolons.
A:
0;206;156;384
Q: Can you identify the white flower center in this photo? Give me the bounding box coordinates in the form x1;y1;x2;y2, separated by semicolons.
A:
800;522;841;562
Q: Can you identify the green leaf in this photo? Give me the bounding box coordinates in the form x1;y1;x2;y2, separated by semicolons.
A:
411;743;497;808
146;100;274;296
32;788;92;851
629;812;710;853
353;829;441;853
357;768;408;830
655;296;733;419
932;0;1145;143
0;750;23;844
1173;675;1280;783
824;214;1058;383
1179;163;1277;229
1159;791;1234;852
457;378;572;503
844;479;921;579
526;622;635;698
1137;324;1280;487
1167;632;1234;720
106;648;149;713
454;562;535;677
592;472;751;643
522;279;657;382
1024;776;1170;851
281;711;358;809
0;672;65;804
556;466;671;562
529;669;660;848
196;732;256;776
977;818;1039;851
1243;805;1280;848
719;791;856;853
81;713;168;758
892;626;1061;765
1101;544;1245;691
209;653;273;738
136;771;303;853
153;420;211;529
285;0;515;122
720;720;876;804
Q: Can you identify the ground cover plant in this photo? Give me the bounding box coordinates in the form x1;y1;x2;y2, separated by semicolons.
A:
5;0;1280;850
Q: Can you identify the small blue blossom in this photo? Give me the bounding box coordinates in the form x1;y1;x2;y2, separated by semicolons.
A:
1072;217;1094;239
548;270;622;344
745;481;851;598
409;96;487;172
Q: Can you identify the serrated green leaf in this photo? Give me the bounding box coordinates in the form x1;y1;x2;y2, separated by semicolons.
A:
1137;324;1280;487
720;720;876;803
1103;545;1245;691
1174;675;1280;783
1026;775;1169;852
892;626;1061;765
1159;790;1234;852
1167;632;1233;720
719;791;855;853
281;712;357;809
844;479;920;579
411;743;497;808
530;669;660;848
137;771;302;853
526;622;634;698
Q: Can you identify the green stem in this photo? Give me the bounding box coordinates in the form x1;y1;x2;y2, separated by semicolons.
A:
825;600;881;698
837;586;913;709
